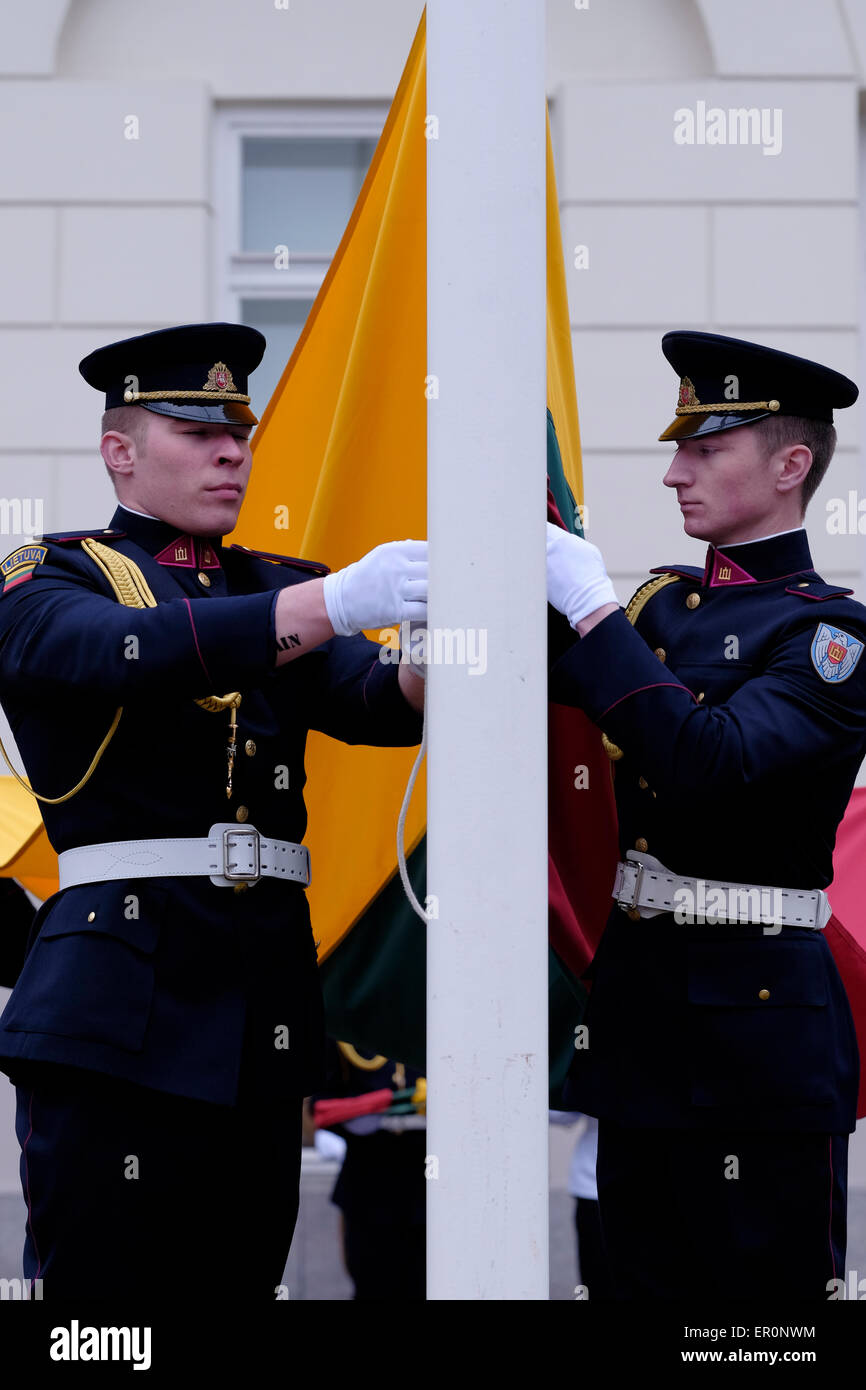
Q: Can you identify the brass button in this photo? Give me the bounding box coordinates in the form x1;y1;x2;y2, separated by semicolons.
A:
635;837;648;853
198;571;211;588
697;692;705;703
686;592;701;610
244;740;256;757
233;883;250;895
235;805;249;823
654;647;666;663
87;911;96;922
626;908;641;922
638;776;648;790
758;988;770;1000
797;582;810;588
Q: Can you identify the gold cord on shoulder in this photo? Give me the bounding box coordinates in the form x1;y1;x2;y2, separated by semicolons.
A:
624;572;683;624
3;537;240;805
0;707;123;805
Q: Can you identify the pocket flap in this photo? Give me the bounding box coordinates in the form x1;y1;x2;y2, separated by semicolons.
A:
38;881;162;954
687;939;828;1008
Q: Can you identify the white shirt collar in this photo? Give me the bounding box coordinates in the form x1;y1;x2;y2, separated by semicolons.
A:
117;501;161;522
720;525;805;548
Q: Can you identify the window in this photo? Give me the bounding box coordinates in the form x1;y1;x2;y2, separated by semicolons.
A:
215;107;386;419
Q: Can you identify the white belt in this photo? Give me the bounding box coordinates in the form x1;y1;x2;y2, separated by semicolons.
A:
613;851;831;930
57;823;311;890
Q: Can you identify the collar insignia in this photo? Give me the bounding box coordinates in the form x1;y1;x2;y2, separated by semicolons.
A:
154;536;221;570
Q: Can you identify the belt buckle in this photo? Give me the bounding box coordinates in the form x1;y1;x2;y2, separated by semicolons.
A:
223;827;261;883
628;863;644;911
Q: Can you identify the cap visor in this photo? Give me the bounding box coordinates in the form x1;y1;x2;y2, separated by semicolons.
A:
142;400;258;426
658;411;770;442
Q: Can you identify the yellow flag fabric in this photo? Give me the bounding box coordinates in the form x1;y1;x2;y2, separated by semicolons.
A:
0;774;60;900
0;9;583;955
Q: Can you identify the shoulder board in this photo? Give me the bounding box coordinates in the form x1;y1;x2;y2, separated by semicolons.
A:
228;543;330;577
784;579;855;602
41;529;126;545
649;564;704;581
625;570;689;624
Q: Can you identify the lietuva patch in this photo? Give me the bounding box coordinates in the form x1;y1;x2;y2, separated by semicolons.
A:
0;544;48;593
810;623;864;683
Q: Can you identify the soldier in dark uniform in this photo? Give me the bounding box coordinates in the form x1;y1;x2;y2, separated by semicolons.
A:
312;1038;426;1300
546;332;865;1300
0;322;427;1300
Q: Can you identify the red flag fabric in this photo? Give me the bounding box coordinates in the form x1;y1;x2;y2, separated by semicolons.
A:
312;1089;394;1128
546;488;619;980
827;787;866;1118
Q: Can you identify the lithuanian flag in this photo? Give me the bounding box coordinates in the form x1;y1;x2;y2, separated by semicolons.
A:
231;9;619;1097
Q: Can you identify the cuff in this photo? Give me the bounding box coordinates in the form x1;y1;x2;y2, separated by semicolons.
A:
361;656;425;745
549;607;695;725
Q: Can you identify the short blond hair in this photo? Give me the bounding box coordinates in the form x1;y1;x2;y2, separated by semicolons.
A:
101;405;149;453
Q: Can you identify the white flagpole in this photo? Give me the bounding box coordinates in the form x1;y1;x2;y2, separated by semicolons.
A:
426;0;549;1299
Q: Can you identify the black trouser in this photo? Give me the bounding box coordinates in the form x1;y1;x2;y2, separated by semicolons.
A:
332;1130;427;1300
596;1121;848;1301
575;1198;615;1301
14;1063;303;1302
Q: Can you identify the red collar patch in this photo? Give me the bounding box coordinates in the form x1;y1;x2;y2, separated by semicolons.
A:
707;551;756;587
154;536;221;570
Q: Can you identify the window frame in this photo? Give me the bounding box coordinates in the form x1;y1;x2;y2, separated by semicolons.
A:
213;102;390;319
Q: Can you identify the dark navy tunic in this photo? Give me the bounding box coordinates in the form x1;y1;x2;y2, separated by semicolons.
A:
550;527;866;1134
0;505;423;1107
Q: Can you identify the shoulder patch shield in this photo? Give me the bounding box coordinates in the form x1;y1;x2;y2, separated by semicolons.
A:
810;623;864;683
1;544;48;592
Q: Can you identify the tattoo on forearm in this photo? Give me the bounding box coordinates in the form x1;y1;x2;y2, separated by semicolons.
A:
277;633;302;652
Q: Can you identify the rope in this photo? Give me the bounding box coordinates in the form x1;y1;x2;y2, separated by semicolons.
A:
396;705;428;923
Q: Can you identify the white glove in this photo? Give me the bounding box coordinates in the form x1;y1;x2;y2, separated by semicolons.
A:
323;539;427;637
546;521;618;628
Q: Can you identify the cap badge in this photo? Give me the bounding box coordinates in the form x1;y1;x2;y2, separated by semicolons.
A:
678;376;699;409
203;362;236;393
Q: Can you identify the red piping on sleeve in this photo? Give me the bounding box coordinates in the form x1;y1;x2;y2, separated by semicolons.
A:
183;597;214;686
362;658;379;709
598;681;697;721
